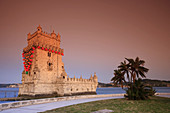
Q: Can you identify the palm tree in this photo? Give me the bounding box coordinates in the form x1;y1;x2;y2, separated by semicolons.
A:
125;57;149;83
111;69;126;89
118;60;130;82
111;57;151;100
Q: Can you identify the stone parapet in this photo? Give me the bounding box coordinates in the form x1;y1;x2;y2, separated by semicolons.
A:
1;93;169;111
67;78;94;82
0;94;124;111
27;26;59;42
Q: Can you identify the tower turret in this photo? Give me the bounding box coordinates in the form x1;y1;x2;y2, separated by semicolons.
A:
57;32;61;41
80;75;82;80
37;25;42;33
55;32;61;48
90;74;93;80
51;30;56;38
93;72;98;82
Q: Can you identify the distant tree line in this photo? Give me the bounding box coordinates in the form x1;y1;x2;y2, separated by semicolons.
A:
98;79;170;88
0;83;20;88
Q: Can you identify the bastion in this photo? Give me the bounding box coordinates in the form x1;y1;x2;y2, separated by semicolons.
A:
18;25;98;97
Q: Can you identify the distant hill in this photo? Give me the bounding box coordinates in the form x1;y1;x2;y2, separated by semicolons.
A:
141;79;170;87
0;83;20;88
98;79;170;87
98;82;114;87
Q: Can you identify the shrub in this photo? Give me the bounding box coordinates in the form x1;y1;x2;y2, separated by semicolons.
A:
124;78;156;100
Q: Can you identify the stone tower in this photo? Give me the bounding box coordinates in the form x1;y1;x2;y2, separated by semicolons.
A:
19;25;98;97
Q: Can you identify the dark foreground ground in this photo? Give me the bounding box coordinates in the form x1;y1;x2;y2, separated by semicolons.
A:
42;96;170;113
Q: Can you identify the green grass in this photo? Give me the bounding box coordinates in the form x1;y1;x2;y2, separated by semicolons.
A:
41;96;170;113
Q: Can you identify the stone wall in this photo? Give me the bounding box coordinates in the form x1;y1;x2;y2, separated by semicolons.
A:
62;76;98;96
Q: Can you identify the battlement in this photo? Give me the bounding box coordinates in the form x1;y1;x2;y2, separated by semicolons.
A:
66;74;98;83
27;25;61;48
27;30;60;41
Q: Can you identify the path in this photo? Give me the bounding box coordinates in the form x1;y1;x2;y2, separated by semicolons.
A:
0;96;124;113
157;95;170;98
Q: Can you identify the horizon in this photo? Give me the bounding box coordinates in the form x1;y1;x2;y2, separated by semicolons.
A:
0;0;170;83
1;78;170;84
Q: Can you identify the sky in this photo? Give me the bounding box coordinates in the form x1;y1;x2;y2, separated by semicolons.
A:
0;0;170;83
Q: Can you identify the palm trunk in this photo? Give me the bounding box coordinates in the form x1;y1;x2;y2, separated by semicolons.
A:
131;71;134;99
127;71;130;83
130;71;133;83
133;73;136;83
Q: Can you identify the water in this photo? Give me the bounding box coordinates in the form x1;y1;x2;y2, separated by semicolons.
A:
96;87;126;94
0;87;170;103
97;87;170;94
153;87;170;93
0;88;19;98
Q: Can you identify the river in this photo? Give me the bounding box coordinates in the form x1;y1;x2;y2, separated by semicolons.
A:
0;87;170;103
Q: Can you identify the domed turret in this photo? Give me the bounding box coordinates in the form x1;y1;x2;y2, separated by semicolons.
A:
80;75;82;80
57;32;61;41
37;25;42;33
90;74;93;80
93;72;98;82
51;30;56;38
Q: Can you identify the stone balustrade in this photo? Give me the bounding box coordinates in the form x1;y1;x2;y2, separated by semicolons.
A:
0;94;124;111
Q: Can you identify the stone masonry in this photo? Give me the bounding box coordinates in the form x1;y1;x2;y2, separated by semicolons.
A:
18;25;98;97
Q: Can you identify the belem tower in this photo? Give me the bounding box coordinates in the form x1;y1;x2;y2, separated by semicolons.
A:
19;25;98;97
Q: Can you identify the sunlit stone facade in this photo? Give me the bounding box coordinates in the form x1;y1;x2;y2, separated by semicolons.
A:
19;25;98;97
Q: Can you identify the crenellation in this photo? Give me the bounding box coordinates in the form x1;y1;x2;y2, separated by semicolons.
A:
64;75;97;84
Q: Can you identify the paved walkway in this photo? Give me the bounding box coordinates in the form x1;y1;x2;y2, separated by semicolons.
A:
157;95;170;98
0;96;124;113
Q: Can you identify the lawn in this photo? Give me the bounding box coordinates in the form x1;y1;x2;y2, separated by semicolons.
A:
41;96;170;113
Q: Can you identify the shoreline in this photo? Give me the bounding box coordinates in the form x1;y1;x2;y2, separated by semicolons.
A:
1;87;170;99
1;93;170;111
